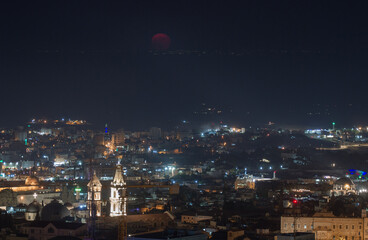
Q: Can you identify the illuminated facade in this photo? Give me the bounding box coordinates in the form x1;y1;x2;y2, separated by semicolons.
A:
331;177;357;196
87;171;102;217
281;211;368;240
0;176;42;193
112;131;125;146
234;176;255;190
110;163;126;217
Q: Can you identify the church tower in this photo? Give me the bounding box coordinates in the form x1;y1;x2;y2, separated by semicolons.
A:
110;163;126;217
87;171;102;217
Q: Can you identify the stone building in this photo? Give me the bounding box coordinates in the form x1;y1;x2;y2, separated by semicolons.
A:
281;211;368;240
87;171;102;217
331;177;357;196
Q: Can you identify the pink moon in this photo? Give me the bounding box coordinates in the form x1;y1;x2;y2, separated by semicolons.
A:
152;33;171;50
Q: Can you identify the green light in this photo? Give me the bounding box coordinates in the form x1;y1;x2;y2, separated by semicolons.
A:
75;188;81;192
332;122;335;125
27;125;30;127
24;139;27;146
0;160;3;163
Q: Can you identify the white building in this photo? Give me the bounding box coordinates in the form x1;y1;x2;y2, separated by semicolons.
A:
87;171;102;217
110;163;126;217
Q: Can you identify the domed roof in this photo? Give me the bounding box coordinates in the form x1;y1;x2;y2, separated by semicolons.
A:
87;171;102;188
25;176;40;186
335;177;354;186
26;200;41;213
64;202;74;210
41;199;70;221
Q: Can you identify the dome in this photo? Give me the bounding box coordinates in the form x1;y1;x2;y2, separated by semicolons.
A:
87;171;102;188
25;176;40;186
335;177;354;186
26;200;41;213
41;199;70;221
64;202;74;211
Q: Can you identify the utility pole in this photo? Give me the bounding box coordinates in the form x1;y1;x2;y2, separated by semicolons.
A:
118;188;127;240
87;146;96;240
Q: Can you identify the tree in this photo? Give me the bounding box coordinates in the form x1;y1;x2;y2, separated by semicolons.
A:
0;189;17;207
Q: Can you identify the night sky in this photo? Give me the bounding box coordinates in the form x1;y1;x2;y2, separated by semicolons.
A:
1;1;368;129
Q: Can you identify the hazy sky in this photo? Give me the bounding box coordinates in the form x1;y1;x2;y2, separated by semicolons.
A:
1;1;368;129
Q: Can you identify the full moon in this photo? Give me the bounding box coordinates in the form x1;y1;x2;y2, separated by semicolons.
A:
152;33;171;50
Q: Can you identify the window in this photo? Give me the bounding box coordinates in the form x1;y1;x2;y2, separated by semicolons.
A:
298;224;300;229
284;223;287;229
31;229;34;233
346;225;349;229
333;225;336;229
304;224;307;229
333;237;335;240
352;237;354;240
340;225;342;229
47;227;54;233
353;225;355;229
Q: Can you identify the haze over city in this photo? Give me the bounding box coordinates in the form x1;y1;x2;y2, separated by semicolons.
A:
1;1;368;129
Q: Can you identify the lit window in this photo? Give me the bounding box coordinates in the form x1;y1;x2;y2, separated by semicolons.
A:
304;224;307;229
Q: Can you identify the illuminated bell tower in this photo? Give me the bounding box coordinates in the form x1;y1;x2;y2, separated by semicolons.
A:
110;163;126;217
87;171;102;217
